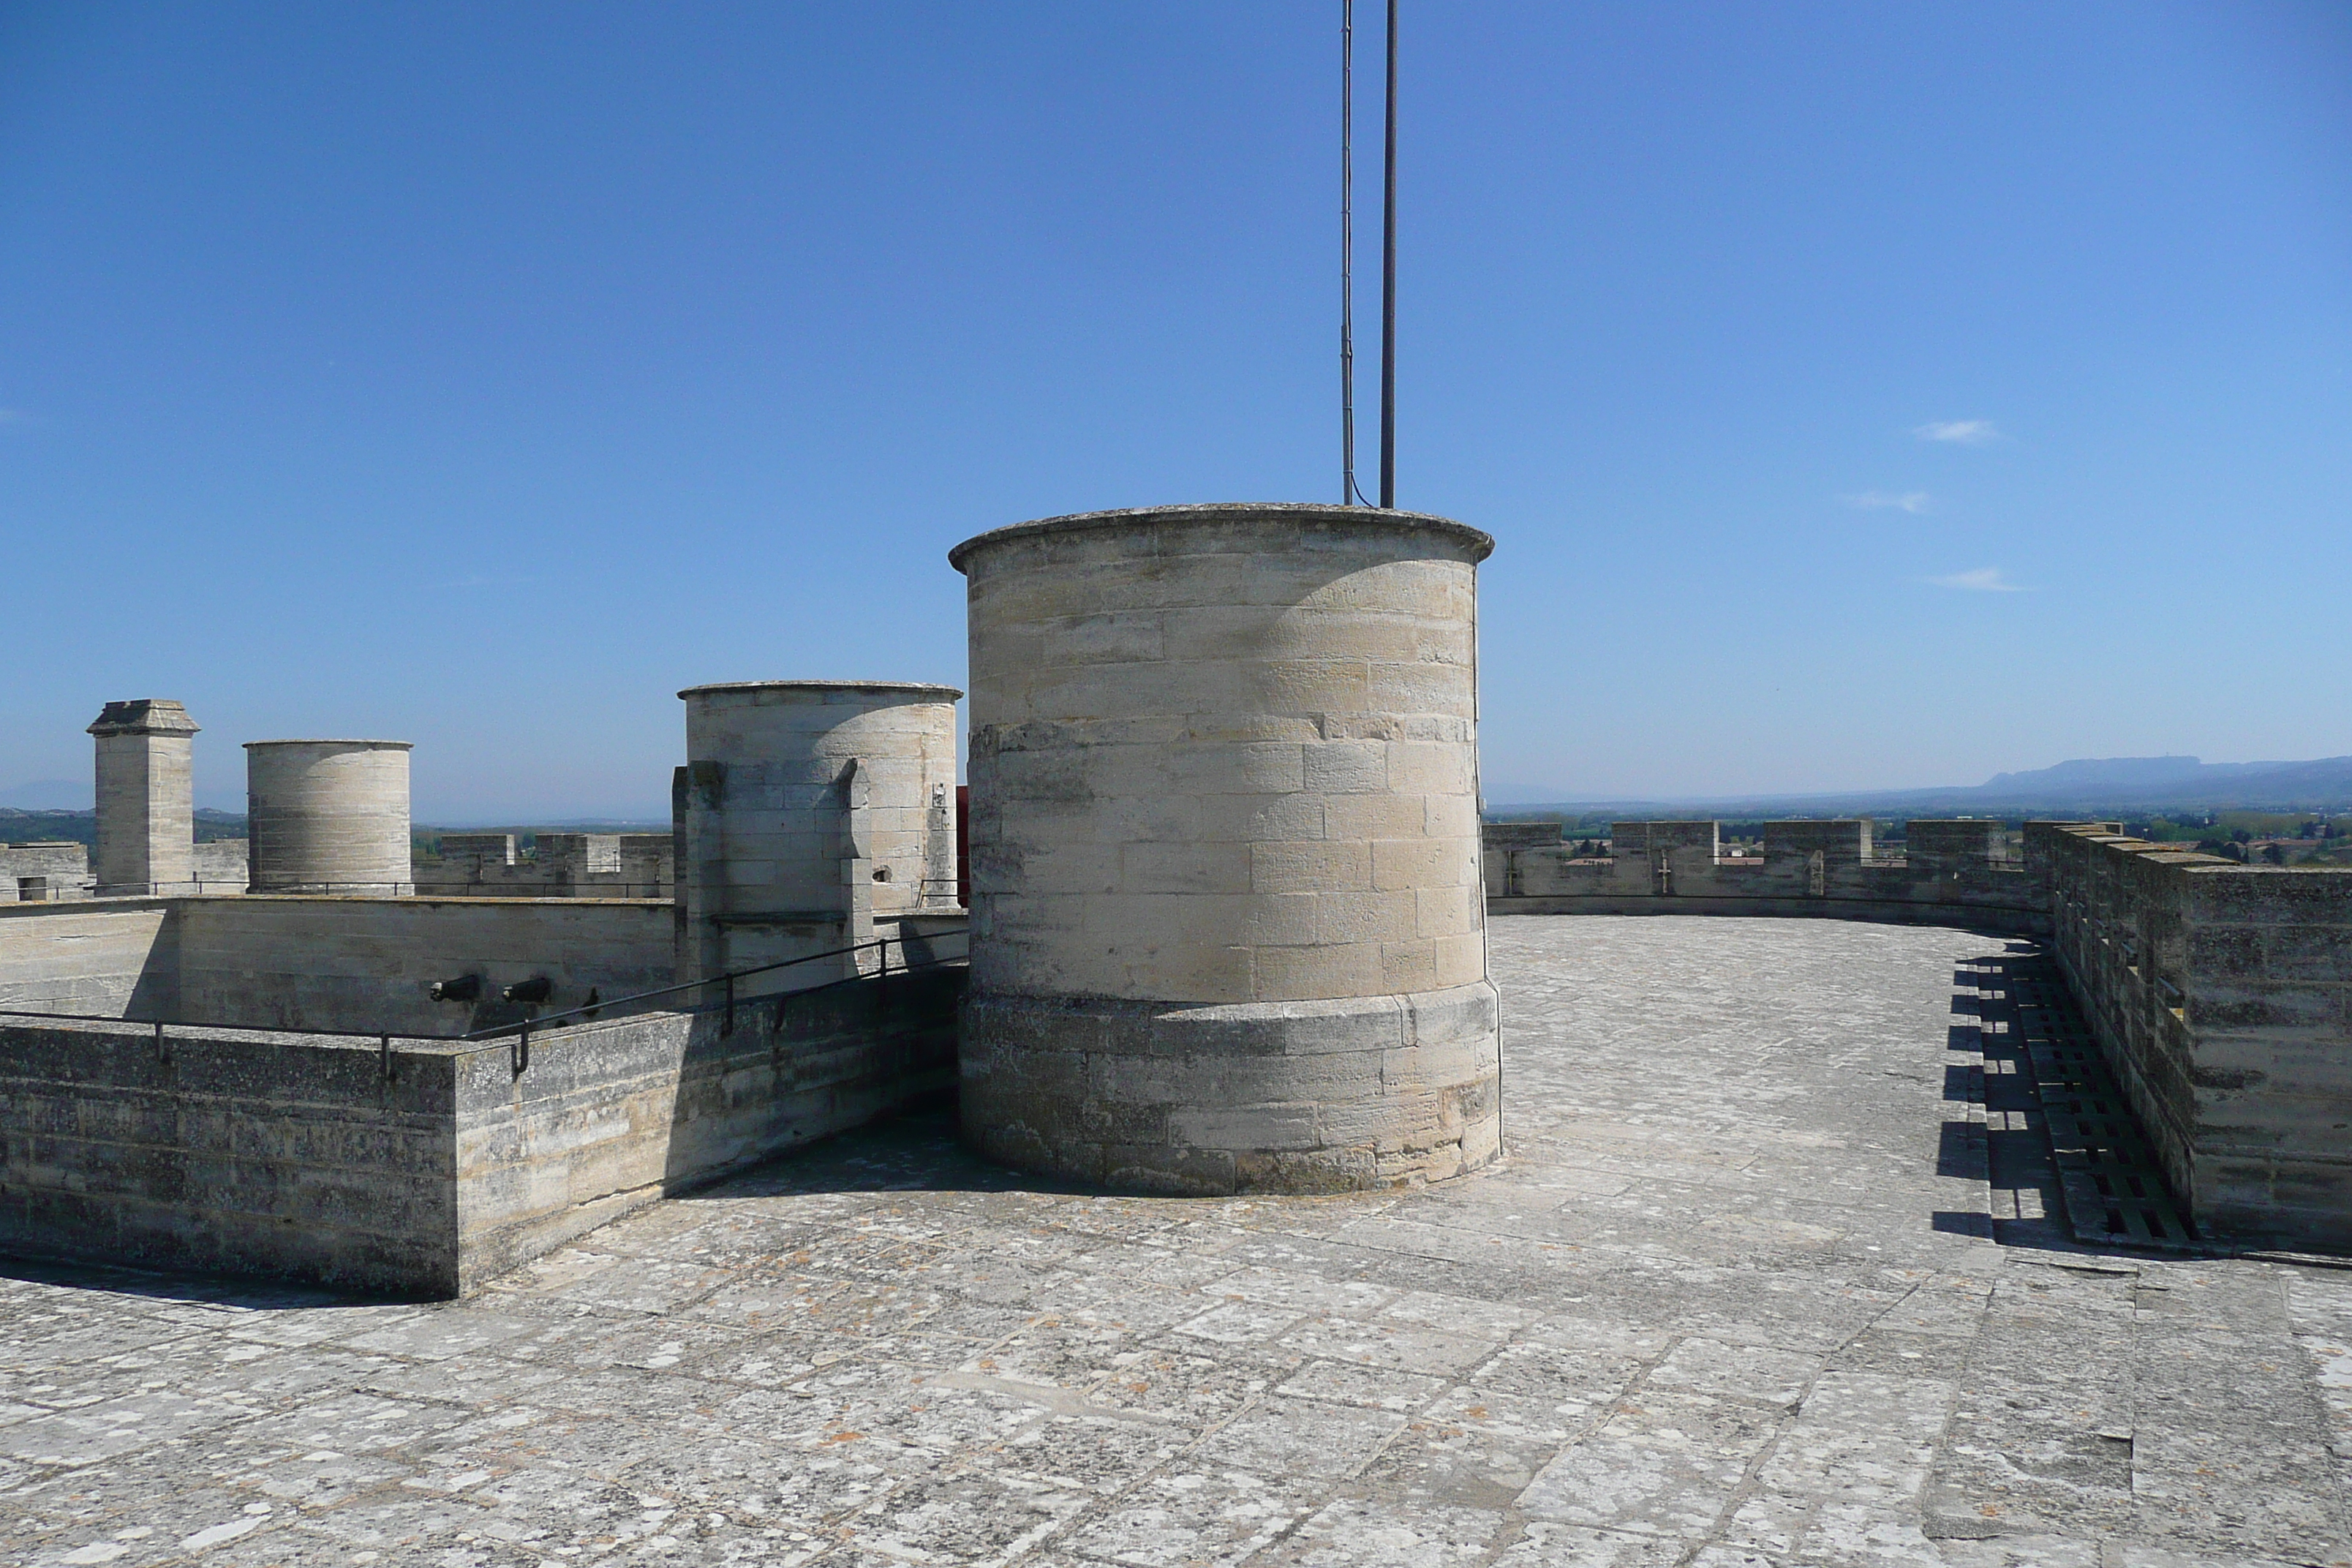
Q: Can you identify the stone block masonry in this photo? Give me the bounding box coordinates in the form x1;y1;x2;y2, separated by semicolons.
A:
0;842;95;902
0;900;178;1016
675;682;961;993
87;699;199;896
244;739;414;894
953;503;1501;1195
412;832;673;899
2029;821;2352;1250
172;895;676;1035
0;894;674;1036
0;965;960;1296
1486;818;2048;932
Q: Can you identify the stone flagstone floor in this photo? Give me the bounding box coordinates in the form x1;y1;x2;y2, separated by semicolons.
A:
7;915;2352;1567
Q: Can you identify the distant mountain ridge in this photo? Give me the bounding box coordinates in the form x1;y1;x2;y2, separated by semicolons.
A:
1967;755;2352;806
0;779;91;810
1493;753;2352;818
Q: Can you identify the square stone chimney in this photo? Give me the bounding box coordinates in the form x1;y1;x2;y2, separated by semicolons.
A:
86;699;200;896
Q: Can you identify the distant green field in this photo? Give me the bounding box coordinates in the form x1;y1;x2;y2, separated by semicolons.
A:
0;809;246;849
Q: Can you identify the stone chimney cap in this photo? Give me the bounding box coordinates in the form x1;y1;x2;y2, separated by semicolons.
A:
87;699;200;738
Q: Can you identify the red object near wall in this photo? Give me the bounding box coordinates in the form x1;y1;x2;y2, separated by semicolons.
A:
956;785;969;907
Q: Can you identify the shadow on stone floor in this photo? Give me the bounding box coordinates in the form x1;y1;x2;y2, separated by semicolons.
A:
0;1252;402;1309
668;1101;1090;1203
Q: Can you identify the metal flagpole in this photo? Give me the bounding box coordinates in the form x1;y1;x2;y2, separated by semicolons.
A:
1342;0;1358;505
1379;0;1398;510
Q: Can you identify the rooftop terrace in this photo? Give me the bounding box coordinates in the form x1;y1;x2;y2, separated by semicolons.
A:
4;916;2346;1567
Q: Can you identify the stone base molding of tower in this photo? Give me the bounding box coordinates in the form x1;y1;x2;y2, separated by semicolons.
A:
87;699;201;897
951;502;1501;1196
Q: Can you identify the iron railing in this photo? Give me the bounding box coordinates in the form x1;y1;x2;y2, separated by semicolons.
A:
0;927;965;1079
456;931;967;1070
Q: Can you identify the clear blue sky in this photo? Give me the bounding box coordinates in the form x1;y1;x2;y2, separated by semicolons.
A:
4;2;2346;818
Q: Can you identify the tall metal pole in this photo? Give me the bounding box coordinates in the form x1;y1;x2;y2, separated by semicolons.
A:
1379;0;1398;510
1342;0;1357;505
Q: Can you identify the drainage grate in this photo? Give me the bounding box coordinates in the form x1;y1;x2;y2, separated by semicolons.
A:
2000;965;2198;1251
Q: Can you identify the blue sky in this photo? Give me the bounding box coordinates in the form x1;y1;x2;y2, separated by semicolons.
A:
3;2;2347;818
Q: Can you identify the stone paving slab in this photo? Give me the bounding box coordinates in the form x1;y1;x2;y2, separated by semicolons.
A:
4;916;2351;1567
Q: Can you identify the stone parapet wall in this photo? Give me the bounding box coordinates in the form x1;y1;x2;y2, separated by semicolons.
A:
2029;821;2352;1250
173;897;676;1035
1485;819;2046;933
0;900;179;1015
0;894;676;1036
0;965;961;1297
0;1015;461;1294
412;832;674;900
1;843;96;902
190;839;250;893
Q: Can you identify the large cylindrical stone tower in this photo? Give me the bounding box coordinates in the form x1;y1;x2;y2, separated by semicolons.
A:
676;682;962;990
951;502;1501;1195
88;699;200;896
244;740;414;894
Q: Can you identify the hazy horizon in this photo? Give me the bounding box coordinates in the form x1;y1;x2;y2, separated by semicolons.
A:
9;747;2350;823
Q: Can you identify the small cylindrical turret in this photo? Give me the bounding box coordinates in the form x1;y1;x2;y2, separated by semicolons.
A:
244;740;414;894
675;681;960;990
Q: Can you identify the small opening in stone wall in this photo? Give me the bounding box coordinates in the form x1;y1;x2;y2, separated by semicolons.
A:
872;866;891;882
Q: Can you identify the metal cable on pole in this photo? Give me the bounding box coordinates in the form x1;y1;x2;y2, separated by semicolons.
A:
1379;0;1398;510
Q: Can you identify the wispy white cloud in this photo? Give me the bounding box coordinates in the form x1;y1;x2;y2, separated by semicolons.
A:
1844;491;1929;514
1914;418;1998;445
1928;567;2027;592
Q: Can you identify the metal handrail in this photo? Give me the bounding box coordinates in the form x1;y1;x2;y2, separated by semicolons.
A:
455;931;962;1042
0;929;966;1060
66;881;678;898
0;1003;435;1044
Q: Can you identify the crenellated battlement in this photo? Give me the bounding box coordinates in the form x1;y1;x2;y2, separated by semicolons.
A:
1484;818;2046;932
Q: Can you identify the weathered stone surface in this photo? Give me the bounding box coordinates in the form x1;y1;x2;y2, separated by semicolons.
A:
954;504;1501;1192
244;739;414;894
0;893;674;1035
86;698;199;897
2031;821;2352;1250
4;916;2345;1566
1487;818;2050;932
412;831;674;900
0;966;961;1296
676;681;962;990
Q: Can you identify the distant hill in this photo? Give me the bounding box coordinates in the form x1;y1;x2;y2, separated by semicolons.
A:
0;779;91;810
0;807;247;849
1975;755;2352;803
1493;753;2352;821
